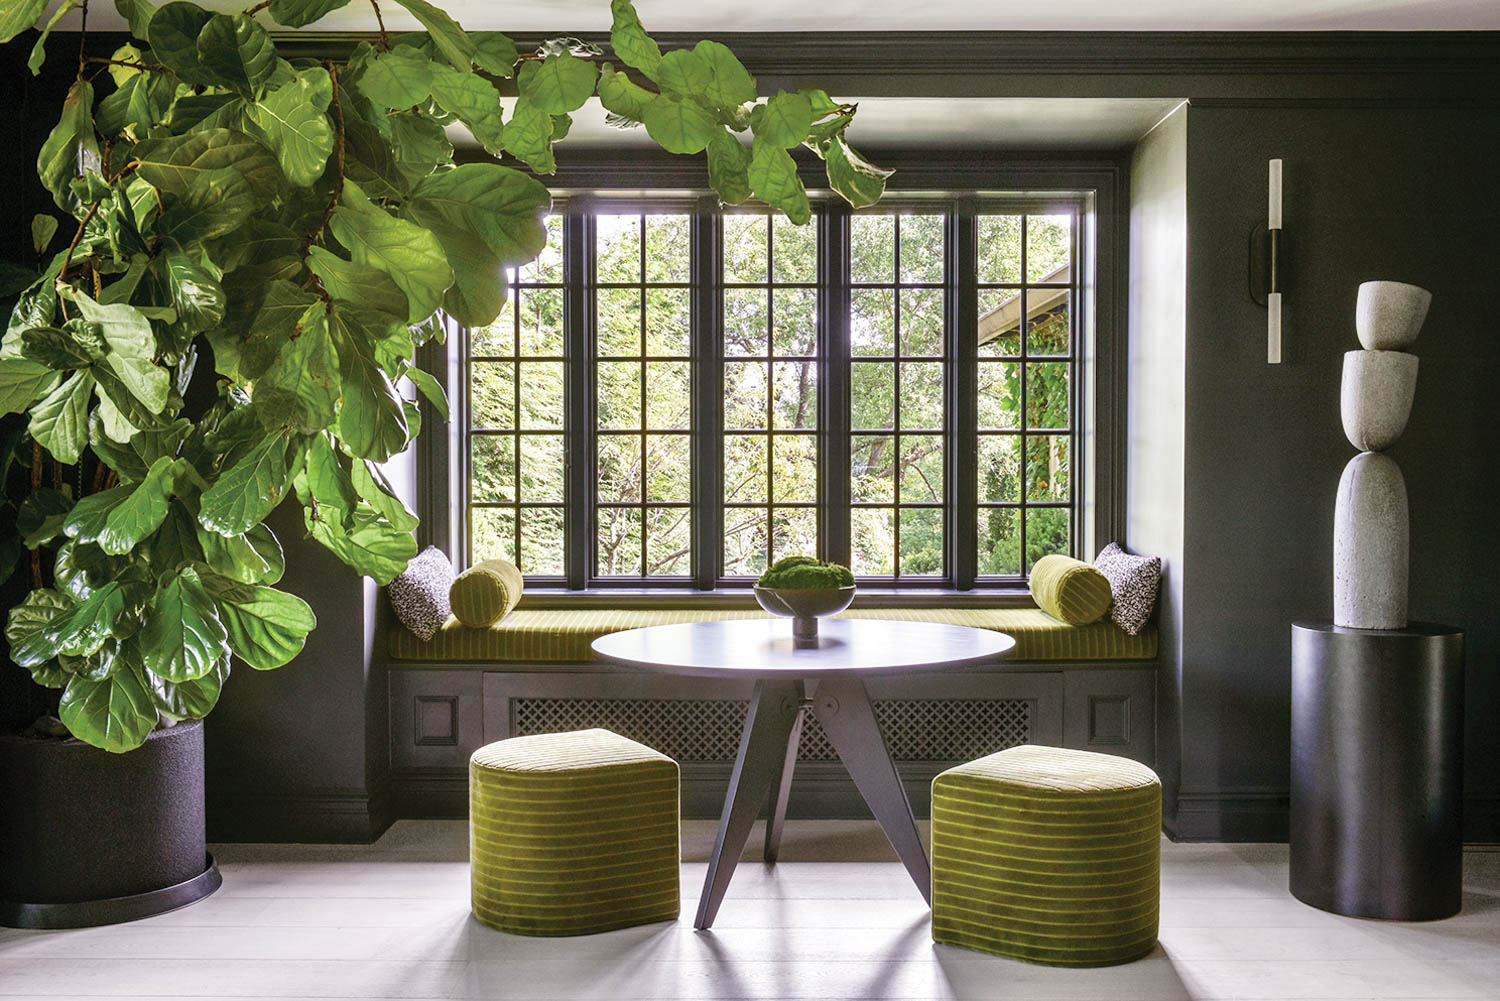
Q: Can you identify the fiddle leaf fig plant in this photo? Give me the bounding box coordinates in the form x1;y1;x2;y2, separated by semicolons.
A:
0;0;887;752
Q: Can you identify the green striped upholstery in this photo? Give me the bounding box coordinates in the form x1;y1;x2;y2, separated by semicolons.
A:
469;728;680;936
1027;555;1113;625
450;558;524;627
389;607;1157;663
931;744;1162;967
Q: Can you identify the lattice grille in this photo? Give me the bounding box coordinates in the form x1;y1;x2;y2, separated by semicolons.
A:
512;698;1032;763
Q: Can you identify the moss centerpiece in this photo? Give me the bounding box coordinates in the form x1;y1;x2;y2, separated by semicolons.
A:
753;557;856;648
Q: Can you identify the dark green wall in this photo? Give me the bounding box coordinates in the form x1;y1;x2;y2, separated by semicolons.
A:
1173;103;1500;840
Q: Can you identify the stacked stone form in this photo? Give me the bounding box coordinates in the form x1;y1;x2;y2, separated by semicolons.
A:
1333;281;1432;629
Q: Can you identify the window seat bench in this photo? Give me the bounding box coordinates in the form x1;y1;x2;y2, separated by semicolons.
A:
385;608;1158;820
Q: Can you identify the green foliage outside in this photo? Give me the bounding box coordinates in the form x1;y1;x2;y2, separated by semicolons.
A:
0;0;887;751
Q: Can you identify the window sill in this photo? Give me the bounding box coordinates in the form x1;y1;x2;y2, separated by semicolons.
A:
516;587;1037;611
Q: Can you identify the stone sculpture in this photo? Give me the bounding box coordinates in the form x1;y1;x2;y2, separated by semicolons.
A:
1333;281;1431;629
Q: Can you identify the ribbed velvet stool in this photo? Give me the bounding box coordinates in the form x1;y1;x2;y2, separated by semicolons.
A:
469;728;680;935
931;744;1161;966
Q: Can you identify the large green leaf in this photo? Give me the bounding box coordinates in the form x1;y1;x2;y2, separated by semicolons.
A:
63;484;133;545
429;63;505;151
609;0;661;79
405;163;550;268
329;184;452;323
328;308;410;462
517;53;598;115
267;0;352;29
37;80;98;213
147;2;216;86
196;13;276;94
353;459;419;532
96;73;161;140
30;370;94;465
307;506;416;584
748;139;811;225
146;652;228;720
197;521;285;585
134;128;283;198
654;49;712;102
98;456;180;556
59;656;157;753
256;304;340;434
470;32;518;77
643;95;718;155
157;164;259;246
694;40;758;109
139;566;227;682
752;91;814;149
114;0;155;39
706;127;752;205
211;581;316;670
162;248;226;334
0;0;48;45
17;488;73;548
307;246;407;323
5;589;70;669
28;0;79;76
597;63;653;124
406;366;448;420
823;136;894;209
238;278;319;381
245;67;334;187
390;0;475;70
0;358;61;415
44;581;125;659
357;45;433;109
70;291;171;413
501;95;555;174
199;433;293;537
296;432;360;525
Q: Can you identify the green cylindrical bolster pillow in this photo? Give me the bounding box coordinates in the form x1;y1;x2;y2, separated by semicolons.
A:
1029;554;1112;625
450;558;524;627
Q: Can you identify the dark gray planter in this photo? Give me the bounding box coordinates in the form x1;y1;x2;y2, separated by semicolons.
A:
0;720;221;928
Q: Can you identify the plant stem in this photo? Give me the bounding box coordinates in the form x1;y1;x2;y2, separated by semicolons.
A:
243;0;273;15
59;199;104;285
76;0;89;80
369;0;390;49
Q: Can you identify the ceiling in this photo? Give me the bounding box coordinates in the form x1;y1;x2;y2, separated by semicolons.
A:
68;0;1500;33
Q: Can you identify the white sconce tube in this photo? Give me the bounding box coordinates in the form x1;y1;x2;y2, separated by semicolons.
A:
1268;158;1283;364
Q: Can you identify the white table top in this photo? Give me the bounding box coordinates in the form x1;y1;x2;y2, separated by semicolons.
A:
589;618;1016;679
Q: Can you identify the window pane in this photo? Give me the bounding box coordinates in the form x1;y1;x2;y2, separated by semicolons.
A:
646;361;691;429
773;361;817;430
978;435;1020;503
901;287;945;356
851;214;894;284
519;507;564;575
899;436;943;503
724;214;768;284
1025;507;1071;569
899;508;943;576
520;434;564;502
471;290;515;356
725;288;768;356
596;434;641;503
724;434;767;503
723;510;768;577
851;507;895;576
518;362;563;429
597;287;641;356
977;215;1022;284
899;214;945;285
1026;362;1070;430
977;361;1019;430
851;362;895;430
518;287;564;356
644;215;690;283
771;507;818;563
596;214;640;283
772;288;816;356
471;507;516;564
1027;214;1071;283
724;362;769;429
471;435;515;502
899;361;943;430
596;507;642;576
645;507;691;575
851;288;894;356
519;216;564;284
646;434;691;502
470;361;514;429
596;362;641;429
1027;292;1070;357
773;435;817;503
977;507;1021;576
851;435;894;503
646;287;691;357
978;288;1021;356
772;214;816;283
1026;434;1070;503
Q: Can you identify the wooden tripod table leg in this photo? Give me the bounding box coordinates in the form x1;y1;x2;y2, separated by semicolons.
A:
811;675;932;904
763;690;806;863
695;678;803;930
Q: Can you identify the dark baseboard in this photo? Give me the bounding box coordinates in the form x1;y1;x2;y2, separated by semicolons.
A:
208;779;393;844
1463;795;1500;844
1166;788;1500;845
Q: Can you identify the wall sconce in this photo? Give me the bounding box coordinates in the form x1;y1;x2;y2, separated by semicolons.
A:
1250;159;1284;364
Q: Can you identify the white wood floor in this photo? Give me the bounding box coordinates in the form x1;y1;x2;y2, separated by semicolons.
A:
1;820;1497;1000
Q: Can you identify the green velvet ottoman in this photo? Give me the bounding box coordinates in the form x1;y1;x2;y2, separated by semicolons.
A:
469;728;680;936
931;744;1161;966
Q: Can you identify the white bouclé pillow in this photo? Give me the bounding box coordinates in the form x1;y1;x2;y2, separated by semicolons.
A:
1093;543;1162;636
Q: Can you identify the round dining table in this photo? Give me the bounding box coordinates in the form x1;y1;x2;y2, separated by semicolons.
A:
591;617;1016;930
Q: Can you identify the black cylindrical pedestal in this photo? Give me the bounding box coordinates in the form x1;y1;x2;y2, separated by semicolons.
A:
1290;621;1464;920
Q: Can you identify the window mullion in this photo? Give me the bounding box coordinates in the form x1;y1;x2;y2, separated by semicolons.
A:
821;204;852;568
692;196;722;589
564;210;591;589
953;199;979;589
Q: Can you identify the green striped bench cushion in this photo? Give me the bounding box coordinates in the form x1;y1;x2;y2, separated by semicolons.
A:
470;729;680;936
388;607;1157;663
